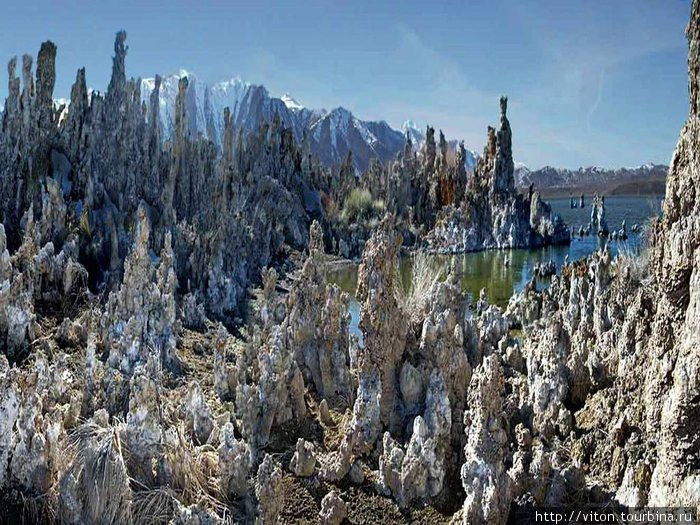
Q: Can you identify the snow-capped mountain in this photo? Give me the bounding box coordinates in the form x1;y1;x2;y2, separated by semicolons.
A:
140;72;409;172
140;71;484;174
307;107;407;169
401;120;424;147
141;72;306;147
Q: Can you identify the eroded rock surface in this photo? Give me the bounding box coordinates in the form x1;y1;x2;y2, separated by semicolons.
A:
0;6;698;524
425;98;569;253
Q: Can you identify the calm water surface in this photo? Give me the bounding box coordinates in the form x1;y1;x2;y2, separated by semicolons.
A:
327;196;663;340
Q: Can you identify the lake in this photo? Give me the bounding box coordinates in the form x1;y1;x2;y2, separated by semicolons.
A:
327;196;664;341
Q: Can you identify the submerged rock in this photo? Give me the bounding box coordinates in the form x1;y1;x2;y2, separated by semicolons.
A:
590;193;609;236
533;259;556;278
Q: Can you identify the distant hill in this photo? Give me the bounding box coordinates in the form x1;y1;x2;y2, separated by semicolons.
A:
514;163;668;197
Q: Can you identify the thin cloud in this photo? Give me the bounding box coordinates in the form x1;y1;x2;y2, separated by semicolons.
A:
586;68;605;132
389;25;502;147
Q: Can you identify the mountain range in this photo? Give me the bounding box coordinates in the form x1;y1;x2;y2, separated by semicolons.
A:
514;162;668;196
141;71;411;172
139;71;481;173
26;69;667;191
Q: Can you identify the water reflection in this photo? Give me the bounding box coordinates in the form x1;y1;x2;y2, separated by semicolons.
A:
327;195;663;340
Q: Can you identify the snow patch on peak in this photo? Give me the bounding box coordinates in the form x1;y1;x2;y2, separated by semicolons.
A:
353;117;378;147
401;120;420;133
281;93;304;111
401;119;424;144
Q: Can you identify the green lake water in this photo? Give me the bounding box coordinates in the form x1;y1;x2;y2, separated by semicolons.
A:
327;196;664;341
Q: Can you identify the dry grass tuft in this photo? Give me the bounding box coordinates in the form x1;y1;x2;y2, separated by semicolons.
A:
615;219;653;284
615;243;650;283
161;423;226;512
21;490;58;525
132;488;178;525
61;421;133;524
396;251;440;324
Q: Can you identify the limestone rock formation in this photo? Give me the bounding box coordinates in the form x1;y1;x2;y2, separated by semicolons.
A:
459;355;510;524
103;206;180;377
182;381;214;444
255;454;284;524
491;96;515;196
125;363;163;479
425;99;569;253
319;490;347;525
287;220;353;405
233;323;306;454
323;219;517;513
0;5;699;524
218;422;251;498
290;437;316;477
356;218;407;429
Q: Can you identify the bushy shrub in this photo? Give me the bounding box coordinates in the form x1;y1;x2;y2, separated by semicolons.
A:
321;192;339;218
341;188;373;223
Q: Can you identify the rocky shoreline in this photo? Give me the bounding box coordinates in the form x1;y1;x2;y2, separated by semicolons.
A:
0;3;698;524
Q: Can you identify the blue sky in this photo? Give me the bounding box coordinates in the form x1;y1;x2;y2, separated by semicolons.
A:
0;0;691;169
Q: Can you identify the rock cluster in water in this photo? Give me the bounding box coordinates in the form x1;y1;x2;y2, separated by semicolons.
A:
503;5;700;507
0;3;698;523
323;97;570;258
423;97;570;253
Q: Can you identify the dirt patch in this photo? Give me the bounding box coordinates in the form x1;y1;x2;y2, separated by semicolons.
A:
343;485;452;525
278;475;322;524
267;416;325;456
